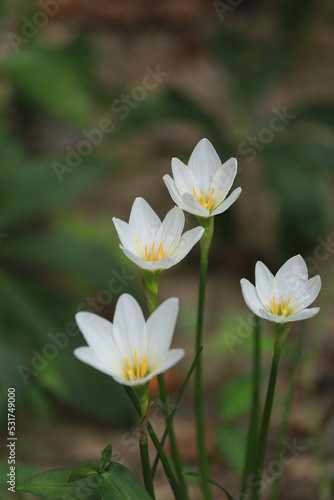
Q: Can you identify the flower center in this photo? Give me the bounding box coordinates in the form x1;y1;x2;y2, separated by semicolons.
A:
192;187;215;211
271;296;291;317
124;349;148;381
144;242;165;262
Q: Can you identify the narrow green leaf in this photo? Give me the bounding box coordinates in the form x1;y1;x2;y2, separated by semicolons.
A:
68;462;99;483
100;444;112;472
17;468;101;499
183;472;234;500
152;347;202;477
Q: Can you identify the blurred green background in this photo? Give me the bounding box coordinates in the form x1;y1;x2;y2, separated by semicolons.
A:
0;0;333;498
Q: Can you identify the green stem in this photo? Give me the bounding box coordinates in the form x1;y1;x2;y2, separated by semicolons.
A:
195;216;214;500
271;321;307;500
251;322;291;500
141;270;189;500
123;386;182;499
240;315;261;496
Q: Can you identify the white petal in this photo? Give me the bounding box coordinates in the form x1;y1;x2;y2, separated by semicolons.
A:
129;197;161;246
290;275;321;313
240;278;273;320
211;187;242;216
275;255;308;298
287;307;320;322
188;138;221;190
171;158;200;195
255;261;276;309
113;294;147;362
211;158;237;200
155;207;185;255
151;349;185;375
146;298;179;362
120;246;174;271
74;346;123;379
181;191;210;216
75;312;114;350
163;175;189;211
112;218;138;254
171;226;204;265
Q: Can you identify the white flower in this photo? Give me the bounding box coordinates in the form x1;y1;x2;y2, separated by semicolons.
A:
112;197;204;271
240;255;321;323
163;138;241;217
74;294;184;387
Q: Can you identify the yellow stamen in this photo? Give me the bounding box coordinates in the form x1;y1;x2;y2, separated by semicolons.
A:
192;187;201;204
150;242;155;262
193;187;215;211
271;296;278;315
207;188;215;211
134;349;140;378
144;241;165;262
124;350;149;381
271;295;291;317
141;355;147;377
156;242;163;260
125;357;135;380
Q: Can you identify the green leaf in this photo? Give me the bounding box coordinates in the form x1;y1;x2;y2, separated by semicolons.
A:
98;462;152;500
18;468;101;499
219;377;252;421
216;425;246;473
68;462;99;483
1;46;92;125
100;444;112;472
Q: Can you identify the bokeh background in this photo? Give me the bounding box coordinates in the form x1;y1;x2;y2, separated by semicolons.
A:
0;0;334;498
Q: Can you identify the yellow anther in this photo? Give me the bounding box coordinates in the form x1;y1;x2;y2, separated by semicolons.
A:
141;355;148;378
271;296;278;315
271;295;291;317
193;187;215;211
134;349;140;377
150;242;155;262
193;187;201;205
124;350;149;381
144;242;165;262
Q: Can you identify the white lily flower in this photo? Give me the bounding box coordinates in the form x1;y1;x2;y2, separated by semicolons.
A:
163;138;241;217
240;255;321;323
74;294;184;387
112;197;204;271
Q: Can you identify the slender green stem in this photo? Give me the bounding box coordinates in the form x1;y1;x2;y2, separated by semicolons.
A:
271;322;307;500
251;322;291;500
141;270;189;500
240;315;261;496
152;347;202;478
123;386;182;499
140;440;155;498
195;216;214;500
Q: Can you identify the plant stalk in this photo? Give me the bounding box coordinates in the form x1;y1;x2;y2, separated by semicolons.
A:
195;216;214;500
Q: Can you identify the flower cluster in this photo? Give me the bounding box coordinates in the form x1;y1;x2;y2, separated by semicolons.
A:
74;138;241;386
74;137;321;390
